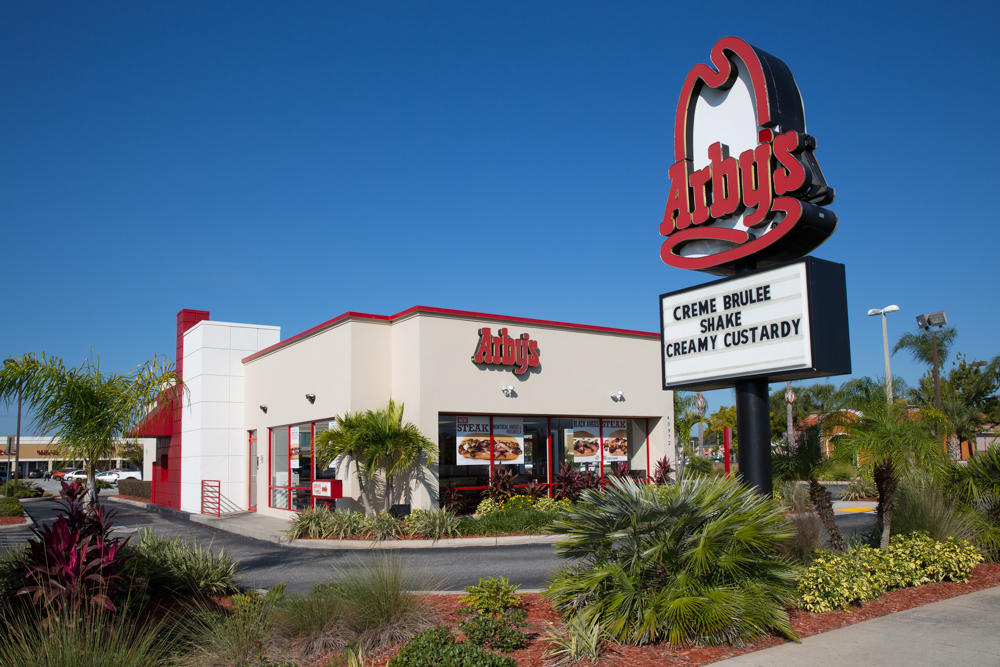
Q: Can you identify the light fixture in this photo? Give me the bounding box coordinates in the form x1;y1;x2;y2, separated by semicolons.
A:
610;390;625;401
305;393;316;404
867;304;900;402
501;385;514;397
916;310;948;411
259;405;268;413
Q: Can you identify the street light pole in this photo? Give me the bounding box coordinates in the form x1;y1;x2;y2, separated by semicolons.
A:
867;305;900;402
917;311;948;411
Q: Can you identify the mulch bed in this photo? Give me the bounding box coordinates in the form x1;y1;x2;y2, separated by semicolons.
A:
0;516;27;525
363;563;1000;666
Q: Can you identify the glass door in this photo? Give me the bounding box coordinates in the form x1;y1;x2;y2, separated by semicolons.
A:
248;431;258;511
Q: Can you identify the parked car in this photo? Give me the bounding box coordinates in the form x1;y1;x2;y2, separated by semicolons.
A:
51;468;78;480
96;469;142;484
96;470;119;484
64;470;88;482
26;469;44;479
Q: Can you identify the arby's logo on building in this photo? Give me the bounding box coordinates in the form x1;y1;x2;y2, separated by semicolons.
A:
659;37;837;275
472;327;540;376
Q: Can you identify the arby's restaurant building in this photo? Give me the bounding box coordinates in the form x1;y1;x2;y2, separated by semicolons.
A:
137;307;672;519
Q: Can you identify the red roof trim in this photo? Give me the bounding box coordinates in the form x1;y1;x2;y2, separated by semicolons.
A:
242;305;659;363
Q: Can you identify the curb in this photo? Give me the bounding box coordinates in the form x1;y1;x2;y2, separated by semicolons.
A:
286;534;563;550
104;496;562;549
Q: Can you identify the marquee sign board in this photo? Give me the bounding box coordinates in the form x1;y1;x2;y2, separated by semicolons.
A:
659;257;850;390
659;37;837;276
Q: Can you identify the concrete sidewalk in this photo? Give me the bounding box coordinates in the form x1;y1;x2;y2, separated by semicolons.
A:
711;586;1000;666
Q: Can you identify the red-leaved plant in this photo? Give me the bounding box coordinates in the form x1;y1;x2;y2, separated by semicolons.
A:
652;456;674;485
18;481;138;614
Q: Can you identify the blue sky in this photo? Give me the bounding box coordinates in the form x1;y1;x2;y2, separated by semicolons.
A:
3;2;998;433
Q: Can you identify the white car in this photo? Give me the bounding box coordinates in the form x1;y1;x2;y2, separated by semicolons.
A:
97;469;142;484
64;470;88;482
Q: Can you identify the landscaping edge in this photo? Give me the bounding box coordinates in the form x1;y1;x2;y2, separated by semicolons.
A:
104;495;563;549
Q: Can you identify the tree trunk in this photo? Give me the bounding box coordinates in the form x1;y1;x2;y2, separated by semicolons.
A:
385;475;394;514
87;468;100;508
874;462;896;549
809;479;846;551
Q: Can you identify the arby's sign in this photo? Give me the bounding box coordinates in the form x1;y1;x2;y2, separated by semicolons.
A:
659;37;837;275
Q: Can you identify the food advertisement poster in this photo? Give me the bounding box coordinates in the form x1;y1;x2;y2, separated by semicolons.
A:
290;426;300;469
601;419;628;463
492;417;525;465
571;419;600;464
455;416;492;465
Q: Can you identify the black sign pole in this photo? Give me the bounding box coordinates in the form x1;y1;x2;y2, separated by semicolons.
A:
732;260;772;494
734;378;772;494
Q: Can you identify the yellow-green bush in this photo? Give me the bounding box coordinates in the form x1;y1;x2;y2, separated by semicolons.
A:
797;533;982;613
534;497;571;513
500;494;535;511
475;498;501;515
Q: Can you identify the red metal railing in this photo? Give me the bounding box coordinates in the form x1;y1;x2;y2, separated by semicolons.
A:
201;480;221;516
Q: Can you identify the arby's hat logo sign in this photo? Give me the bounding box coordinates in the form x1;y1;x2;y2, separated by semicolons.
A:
659;37;837;275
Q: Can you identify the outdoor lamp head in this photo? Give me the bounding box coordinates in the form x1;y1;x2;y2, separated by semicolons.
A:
867;308;880;316
884;305;900;313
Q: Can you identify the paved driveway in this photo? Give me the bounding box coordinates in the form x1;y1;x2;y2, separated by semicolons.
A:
18;498;564;594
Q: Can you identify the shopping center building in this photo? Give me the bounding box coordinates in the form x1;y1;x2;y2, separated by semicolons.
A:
137;307;673;519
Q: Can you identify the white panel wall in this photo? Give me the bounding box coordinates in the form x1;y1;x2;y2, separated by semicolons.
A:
180;320;280;514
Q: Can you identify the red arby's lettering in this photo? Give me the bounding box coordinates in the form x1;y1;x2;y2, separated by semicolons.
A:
660;130;804;235
472;327;540;376
658;37;837;276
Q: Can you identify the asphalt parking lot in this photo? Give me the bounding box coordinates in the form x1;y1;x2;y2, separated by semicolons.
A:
7;483;877;594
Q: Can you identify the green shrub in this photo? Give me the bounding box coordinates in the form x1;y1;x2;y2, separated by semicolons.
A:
774;480;812;513
816;460;857;481
534;497;572;513
362;511;404;541
116;478;152;499
458;611;528;651
797;533;983;612
402;508;460;541
778;511;824;564
542;614;604;666
459;576;523;617
0;605;175;667
684;455;714;478
388;626;516;667
475;497;502;515
893;482;977;543
326;554;436;653
1;480;43;498
500;494;535;511
841;477;876;500
177;586;284;666
458;508;556;536
135;529;238;597
288;506;337;539
0;496;25;517
545;476;798;646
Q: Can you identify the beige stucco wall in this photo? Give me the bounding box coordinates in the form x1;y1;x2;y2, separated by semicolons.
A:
243;310;672;517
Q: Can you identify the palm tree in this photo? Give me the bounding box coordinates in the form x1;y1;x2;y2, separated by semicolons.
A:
772;427;846;551
893;327;956;367
0;353;181;505
834;398;946;548
314;399;435;515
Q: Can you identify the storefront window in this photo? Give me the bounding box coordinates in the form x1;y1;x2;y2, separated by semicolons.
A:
269;421;325;511
439;414;650;494
269;427;289;508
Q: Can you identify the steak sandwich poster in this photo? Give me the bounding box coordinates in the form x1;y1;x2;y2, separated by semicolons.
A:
601;419;628;463
455;416;525;465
